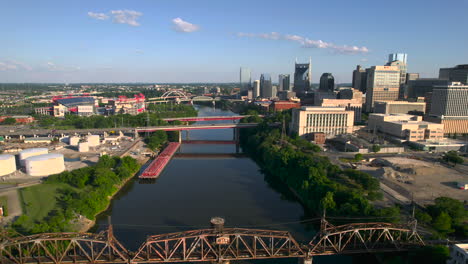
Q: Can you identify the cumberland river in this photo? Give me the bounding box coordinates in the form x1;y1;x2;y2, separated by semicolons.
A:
95;105;347;263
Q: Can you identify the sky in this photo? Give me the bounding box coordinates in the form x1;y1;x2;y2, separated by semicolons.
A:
0;0;467;83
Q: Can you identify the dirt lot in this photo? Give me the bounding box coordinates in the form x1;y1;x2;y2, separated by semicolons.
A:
360;157;468;205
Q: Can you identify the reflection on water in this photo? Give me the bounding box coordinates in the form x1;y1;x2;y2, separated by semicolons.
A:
94;106;349;263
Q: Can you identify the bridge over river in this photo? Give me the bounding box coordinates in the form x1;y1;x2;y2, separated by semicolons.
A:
1;217;431;264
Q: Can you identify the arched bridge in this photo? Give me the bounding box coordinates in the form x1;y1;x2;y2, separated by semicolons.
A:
0;219;431;264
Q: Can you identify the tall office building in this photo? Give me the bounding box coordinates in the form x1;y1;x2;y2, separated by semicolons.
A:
426;82;468;134
260;74;273;98
439;64;468;84
388;53;407;64
319;73;335;92
278;74;290;91
293;58;312;96
253;80;260;99
386;55;407;99
239;67;251;95
365;66;400;112
352;65;368;93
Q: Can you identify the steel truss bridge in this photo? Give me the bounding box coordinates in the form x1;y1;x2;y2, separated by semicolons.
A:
147;90;221;103
0;219;430;264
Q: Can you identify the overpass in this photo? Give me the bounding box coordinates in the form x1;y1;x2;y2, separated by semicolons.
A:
162;115;261;122
0;218;441;264
135;123;261;133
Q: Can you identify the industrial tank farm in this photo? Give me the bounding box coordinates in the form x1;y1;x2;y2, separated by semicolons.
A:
24;153;65;177
19;148;48;166
0;154;16;176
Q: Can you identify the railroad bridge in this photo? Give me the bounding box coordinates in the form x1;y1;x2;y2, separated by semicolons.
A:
0;218;428;264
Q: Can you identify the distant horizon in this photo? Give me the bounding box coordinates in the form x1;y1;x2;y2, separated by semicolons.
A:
1;0;466;83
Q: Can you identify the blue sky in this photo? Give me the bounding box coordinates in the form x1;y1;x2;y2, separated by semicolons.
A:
1;0;467;83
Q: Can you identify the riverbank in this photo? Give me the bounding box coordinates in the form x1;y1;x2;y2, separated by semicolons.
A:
12;155;142;234
239;119;400;221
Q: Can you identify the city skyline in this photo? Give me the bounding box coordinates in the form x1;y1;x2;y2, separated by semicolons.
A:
1;0;467;83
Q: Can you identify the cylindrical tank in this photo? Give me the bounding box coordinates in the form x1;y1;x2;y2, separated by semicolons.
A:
0;154;16;176
24;153;65;177
19;148;48;166
87;135;100;147
78;142;89;152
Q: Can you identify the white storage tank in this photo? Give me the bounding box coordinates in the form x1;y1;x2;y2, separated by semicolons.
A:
69;136;80;146
78;142;89;152
87;135;100;147
24;153;65;177
0;154;16;176
19;148;48;166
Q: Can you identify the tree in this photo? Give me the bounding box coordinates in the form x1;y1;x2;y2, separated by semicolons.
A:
432;212;453;235
354;153;363;161
443;151;464;166
372;144;381;153
320;192;336;212
2;117;16;125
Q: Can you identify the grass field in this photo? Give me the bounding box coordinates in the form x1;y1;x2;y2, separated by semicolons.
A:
19;183;69;222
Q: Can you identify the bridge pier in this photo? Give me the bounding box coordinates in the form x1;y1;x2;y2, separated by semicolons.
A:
299;257;313;264
186;130;190;140
178;131;182;143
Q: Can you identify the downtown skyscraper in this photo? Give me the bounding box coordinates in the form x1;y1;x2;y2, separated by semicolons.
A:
260;74;273;98
319;73;335;92
239;67;251;95
293;58;311;96
278;74;290;91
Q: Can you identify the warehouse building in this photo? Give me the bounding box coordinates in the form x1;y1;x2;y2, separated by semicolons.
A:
368;114;444;142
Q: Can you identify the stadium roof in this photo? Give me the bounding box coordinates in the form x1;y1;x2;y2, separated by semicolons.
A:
56;97;95;107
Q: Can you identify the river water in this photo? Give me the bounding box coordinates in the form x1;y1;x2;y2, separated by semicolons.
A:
95;106;347;263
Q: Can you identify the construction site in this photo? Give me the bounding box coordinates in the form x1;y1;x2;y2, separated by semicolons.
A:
358;156;468;205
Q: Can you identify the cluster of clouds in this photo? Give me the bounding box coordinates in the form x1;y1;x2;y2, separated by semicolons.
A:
88;10;200;32
237;32;369;55
88;10;142;27
0;60;80;72
0;60;32;71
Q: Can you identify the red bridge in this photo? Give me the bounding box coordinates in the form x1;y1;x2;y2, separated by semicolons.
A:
162;115;259;122
0;218;434;264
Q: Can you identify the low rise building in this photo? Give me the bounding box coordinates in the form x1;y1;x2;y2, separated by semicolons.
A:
270;101;301;111
447;244;468;264
368;114;444;142
0;115;35;123
374;101;426;115
290;106;354;137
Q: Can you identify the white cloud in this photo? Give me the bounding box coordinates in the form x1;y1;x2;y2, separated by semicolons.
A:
111;10;143;27
0;60;32;71
172;18;200;33
237;32;369;55
43;62;80;72
88;12;109;20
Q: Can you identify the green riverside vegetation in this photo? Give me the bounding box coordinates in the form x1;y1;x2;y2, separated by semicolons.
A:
34;104;197;129
240;112;399;220
13;155;140;234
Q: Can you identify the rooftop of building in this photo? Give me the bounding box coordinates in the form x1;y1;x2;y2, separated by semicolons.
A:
300;106;347;111
454;244;468;252
434;82;468;88
374;100;425;105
